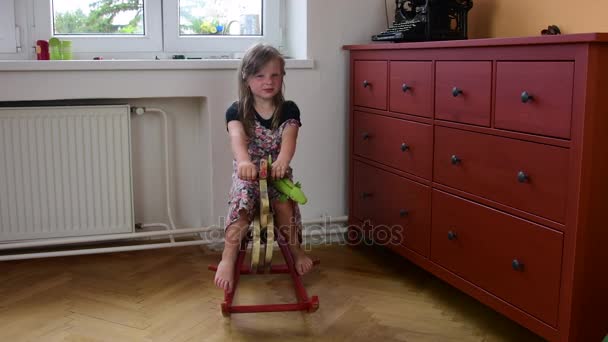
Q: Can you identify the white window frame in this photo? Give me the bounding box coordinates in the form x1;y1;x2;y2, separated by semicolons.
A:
162;0;283;54
0;0;17;53
33;0;163;53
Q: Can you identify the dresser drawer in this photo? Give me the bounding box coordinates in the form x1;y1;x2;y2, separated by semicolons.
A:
430;190;563;326
376;165;431;257
352;160;380;224
389;61;433;117
495;62;574;139
433;126;569;223
352;160;431;256
435;61;492;126
354;61;387;110
354;111;433;179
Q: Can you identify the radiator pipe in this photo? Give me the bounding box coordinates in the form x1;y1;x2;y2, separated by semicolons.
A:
0;216;348;251
135;107;178;235
0;240;215;261
0;226;216;251
0;216;348;261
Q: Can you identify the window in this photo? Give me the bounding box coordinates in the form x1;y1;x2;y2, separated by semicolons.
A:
52;0;145;35
163;0;282;54
178;0;262;36
0;0;17;53
34;0;162;54
30;0;283;57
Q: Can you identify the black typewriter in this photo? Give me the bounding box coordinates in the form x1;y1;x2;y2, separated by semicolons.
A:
372;0;473;42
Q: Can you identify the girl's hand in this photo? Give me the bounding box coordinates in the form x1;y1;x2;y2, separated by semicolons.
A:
271;158;290;179
237;161;257;181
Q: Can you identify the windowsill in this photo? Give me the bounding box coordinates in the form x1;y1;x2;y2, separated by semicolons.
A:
0;58;314;71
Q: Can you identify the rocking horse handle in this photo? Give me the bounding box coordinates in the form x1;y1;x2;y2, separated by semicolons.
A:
259;158;268;180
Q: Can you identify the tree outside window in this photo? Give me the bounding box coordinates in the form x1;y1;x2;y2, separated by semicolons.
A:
54;0;144;35
53;0;262;37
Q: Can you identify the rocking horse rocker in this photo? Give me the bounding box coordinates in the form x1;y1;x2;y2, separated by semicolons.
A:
209;156;319;316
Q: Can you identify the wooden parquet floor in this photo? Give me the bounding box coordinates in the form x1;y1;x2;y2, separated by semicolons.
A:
0;242;545;342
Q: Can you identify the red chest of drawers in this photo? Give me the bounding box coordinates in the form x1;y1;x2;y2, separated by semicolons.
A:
344;33;608;342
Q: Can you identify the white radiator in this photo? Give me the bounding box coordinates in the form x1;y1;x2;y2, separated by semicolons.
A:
0;105;134;242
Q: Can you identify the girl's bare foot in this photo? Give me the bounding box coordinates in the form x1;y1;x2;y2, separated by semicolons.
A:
291;246;314;275
215;213;249;293
214;259;236;292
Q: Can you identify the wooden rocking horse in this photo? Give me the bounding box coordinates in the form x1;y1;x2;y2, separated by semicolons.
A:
209;156;319;316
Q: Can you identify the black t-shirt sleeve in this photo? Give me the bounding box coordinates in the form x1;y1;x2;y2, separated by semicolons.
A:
225;101;239;130
282;101;301;127
225;100;301;131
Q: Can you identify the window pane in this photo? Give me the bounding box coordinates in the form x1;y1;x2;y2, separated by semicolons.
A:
0;0;17;53
53;0;145;35
179;0;262;36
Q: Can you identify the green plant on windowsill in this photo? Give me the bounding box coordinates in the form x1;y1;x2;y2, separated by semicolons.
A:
182;15;244;36
199;18;223;34
181;17;225;35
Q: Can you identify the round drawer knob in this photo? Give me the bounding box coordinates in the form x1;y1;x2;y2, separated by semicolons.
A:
362;132;371;140
521;91;534;103
517;171;529;183
361;192;373;199
447;231;457;240
401;143;409;152
452;87;463;97
512;259;525;271
451;155;461;165
363;80;370;88
402;83;410;92
399;209;409;217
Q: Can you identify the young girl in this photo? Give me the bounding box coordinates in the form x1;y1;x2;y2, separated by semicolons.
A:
214;43;314;292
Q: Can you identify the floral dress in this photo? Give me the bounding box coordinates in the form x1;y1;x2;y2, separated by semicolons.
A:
225;117;302;233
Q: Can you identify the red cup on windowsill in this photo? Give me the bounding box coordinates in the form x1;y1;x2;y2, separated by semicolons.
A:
36;40;50;60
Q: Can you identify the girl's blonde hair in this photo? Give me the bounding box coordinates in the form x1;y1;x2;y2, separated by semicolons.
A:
237;43;286;136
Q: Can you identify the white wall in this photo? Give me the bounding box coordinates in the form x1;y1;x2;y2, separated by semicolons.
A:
0;0;387;231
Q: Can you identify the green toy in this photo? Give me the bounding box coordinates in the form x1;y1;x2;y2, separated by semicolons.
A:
268;156;308;205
